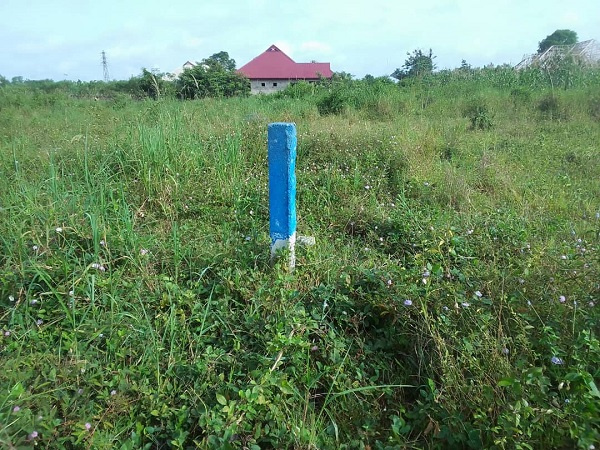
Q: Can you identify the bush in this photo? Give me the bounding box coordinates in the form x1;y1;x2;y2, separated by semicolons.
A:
510;88;532;108
317;90;347;115
588;95;600;121
537;94;568;120
463;98;494;130
276;81;316;99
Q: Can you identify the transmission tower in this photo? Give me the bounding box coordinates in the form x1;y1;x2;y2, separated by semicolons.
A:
101;51;110;82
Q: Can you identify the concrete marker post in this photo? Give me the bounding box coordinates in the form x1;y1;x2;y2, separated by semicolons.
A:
268;122;297;269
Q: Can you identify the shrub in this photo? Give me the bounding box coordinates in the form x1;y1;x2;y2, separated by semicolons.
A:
463;99;494;130
317;90;347;115
588;95;600;121
537;94;568;120
276;81;316;99
510;87;532;108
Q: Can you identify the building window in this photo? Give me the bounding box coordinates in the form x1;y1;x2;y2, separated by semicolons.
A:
261;82;266;87
273;82;278;87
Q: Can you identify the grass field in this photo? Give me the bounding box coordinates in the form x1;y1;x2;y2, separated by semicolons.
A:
0;69;599;449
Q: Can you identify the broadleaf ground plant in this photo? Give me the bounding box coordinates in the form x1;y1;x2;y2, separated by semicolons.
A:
0;66;599;448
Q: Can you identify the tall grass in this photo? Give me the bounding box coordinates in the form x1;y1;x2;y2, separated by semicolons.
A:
0;69;599;448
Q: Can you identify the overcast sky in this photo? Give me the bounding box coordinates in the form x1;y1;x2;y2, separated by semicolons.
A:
1;0;598;81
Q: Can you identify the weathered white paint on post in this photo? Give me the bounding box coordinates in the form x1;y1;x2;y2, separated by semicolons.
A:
268;122;297;269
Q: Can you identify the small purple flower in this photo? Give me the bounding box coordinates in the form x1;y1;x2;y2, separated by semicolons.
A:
442;306;449;312
386;279;392;286
32;245;39;252
502;348;510;355
559;295;566;303
77;388;83;395
110;389;117;396
551;356;564;365
55;227;63;233
422;270;430;278
140;248;149;256
461;302;470;308
310;345;319;352
475;291;482;298
28;431;39;440
100;240;106;247
9;295;15;302
36;319;43;326
4;331;10;337
589;301;595;307
527;300;532;306
13;406;20;413
30;299;39;305
561;255;567;260
85;422;91;431
403;299;413;307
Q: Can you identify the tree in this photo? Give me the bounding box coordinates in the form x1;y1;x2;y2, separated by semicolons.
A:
177;51;249;99
391;49;436;80
202;51;237;72
331;71;353;82
538;29;578;54
138;68;168;99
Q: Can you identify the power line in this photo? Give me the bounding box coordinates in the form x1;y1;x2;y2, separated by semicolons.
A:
102;50;110;82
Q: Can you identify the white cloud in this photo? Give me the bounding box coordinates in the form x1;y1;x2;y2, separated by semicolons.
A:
2;0;600;81
273;40;294;57
300;41;332;55
182;37;204;49
562;12;581;26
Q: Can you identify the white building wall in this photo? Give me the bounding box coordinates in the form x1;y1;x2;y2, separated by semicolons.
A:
250;79;291;94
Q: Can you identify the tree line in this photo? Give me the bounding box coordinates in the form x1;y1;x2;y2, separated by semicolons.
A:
0;29;586;101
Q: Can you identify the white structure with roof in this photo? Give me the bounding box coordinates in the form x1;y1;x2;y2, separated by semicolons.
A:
516;39;600;70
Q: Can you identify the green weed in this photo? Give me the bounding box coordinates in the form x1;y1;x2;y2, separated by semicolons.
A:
0;70;598;449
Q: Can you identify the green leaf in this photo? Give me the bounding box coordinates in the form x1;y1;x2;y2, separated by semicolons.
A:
278;379;294;395
498;378;515;387
216;393;227;405
587;379;600;398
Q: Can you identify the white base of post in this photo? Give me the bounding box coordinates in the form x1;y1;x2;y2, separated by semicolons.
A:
271;232;296;269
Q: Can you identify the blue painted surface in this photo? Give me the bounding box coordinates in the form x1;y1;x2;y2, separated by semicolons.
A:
268;123;297;245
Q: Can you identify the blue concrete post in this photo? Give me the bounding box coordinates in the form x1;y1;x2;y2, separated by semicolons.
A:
268;122;297;268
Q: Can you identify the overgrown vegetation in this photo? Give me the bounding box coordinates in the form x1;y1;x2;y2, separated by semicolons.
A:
0;63;599;449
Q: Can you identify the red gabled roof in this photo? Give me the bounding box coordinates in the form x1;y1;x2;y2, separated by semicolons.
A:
237;45;333;80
